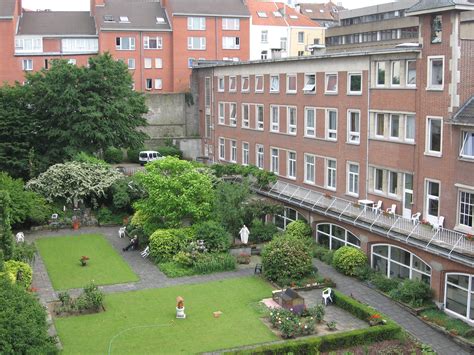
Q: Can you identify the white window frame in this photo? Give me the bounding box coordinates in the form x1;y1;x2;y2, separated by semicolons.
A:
22;59;33;71
219;138;225;160
347;110;360;144
218;76;225;92
375;113;385;138
325;73;338;94
270;105;280;132
255;75;264;93
270;148;279;175
143;36;161;49
188;58;195;68
425;178;441;221
229;103;237;126
241;76;249;92
287;151;297;179
427;55;444;90
297;31;304;44
326;158;337;191
303;73;316;93
304;107;316;138
222;36;240;50
256;144;264;169
389;114;400;139
460;131;474;159
241;103;250;128
425;116;443;156
222;18;240;30
317;223;361;250
376;62;386;86
242;142;249;166
187;37;206;50
405;115;415;142
155;58;162;68
286;74;297;94
406;60;416;87
374;168;384;193
230;140;237;162
229;76;237;92
287;106;297;135
388;171;398;196
187;17;206;30
326;109;338;141
154;78;162;90
347;162;359;197
218;102;225;125
261;30;268;43
457;189;474;230
444;273;474;324
391;61;401;86
347;72;362;95
256;104;264;130
145;78;153;90
127;58;135;69
270;74;280;93
144;57;152;69
304;153;315;184
116;37;136;50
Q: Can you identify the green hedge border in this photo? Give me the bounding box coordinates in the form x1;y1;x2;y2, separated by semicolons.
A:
229;290;401;354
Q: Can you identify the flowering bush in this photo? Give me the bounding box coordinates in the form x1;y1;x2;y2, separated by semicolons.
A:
269;308;316;338
4;260;33;288
368;313;384;326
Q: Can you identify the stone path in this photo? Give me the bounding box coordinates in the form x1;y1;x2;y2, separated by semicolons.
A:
313;260;469;355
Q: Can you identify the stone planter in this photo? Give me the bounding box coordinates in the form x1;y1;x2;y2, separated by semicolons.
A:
176;307;186;319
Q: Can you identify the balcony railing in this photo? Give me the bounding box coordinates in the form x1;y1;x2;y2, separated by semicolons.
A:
252;180;474;268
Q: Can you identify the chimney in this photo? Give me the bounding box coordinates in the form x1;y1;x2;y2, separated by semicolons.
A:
90;0;105;16
161;0;167;9
16;0;22;16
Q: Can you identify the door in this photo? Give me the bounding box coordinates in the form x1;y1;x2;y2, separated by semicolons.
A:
403;174;413;219
425;180;440;224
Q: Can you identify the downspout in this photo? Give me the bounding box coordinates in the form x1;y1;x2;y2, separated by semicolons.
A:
365;56;371;200
140;31;143;91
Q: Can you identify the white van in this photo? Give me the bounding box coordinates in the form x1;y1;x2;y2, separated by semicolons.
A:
139;151;163;166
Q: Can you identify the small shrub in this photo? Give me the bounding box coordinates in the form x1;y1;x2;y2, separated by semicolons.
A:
157;146;183;159
354;264;375;281
12;242;37;264
236;253;251;264
72;152;109;166
172;251;194;267
149;229;186;262
58;291;71;307
313;245;335;265
305;304;325;323
388;279;433;307
193;253;236;274
81;282;104;311
249;219;278;243
332;246;368;276
104;147;123;163
286;220;312;239
193;221;231;252
158;261;195;278
370;273;401;293
4;260;33;288
127;147;144;164
96;207;123;225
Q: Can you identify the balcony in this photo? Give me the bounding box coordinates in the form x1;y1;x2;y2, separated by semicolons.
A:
252;180;474;268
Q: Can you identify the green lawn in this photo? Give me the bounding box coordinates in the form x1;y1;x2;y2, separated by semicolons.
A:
36;234;139;290
54;277;277;354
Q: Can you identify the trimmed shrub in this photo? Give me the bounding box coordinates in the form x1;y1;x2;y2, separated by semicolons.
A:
249;219;278;243
286;220;312;239
262;234;313;284
193;221;231;252
332;246;368;276
4;260;32;288
193;253;236;274
104;147;123;163
127;147;144;164
157;146;183;159
388;279;433;307
370;273;401;293
149;228;194;262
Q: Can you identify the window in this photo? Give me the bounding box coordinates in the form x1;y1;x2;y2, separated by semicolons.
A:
298;50;304;56
377;62;386;86
347;163;359;196
376;113;385;137
287;107;297;135
287;151;296;179
242;142;249;165
406;60;416;86
256;144;264;169
445;273;474;322
229;103;237;126
460;131;474;159
326;159;337;190
144;58;152;69
372;245;431;284
219;138;225;160
119;16;129;23
280;37;287;51
325;73;337;93
154;78;162;89
218;102;225;124
187;17;205;30
242;104;249;128
261;30;268;43
143;36;162;49
153;58;162;69
305;107;316;137
260;51;267;60
15;37;42;53
222;18;240;30
374;168;384;192
241;76;249;92
187;37;206;50
390;114;400;139
270;75;279;92
256;105;264;130
222;36;240;49
255;75;264;92
391;61;401;85
347;110;360;144
67;58;77;65
426;180;440;219
405;115;415;141
317;223;361;250
205;114;211;138
61;38;98;53
431;15;442;43
426;117;442;155
428;56;444;89
271;148;279;174
326;109;337;140
298;31;304;43
187;58;195;68
257;11;267;18
22;59;33;71
116;37;135;50
229;76;236;92
348;73;362;94
274;207;307;230
458;190;474;228
273;11;283;17
218;77;224;92
304;154;315;184
270;105;279;132
388;171;398;195
303;74;316;93
286;74;297;93
145;78;153;90
230;140;237;162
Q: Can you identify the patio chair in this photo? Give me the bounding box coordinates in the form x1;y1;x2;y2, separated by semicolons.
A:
386;204;396;215
15;232;25;243
141;246;150;258
433;216;445;231
411;212;421;225
118;226;126;238
372;200;382;214
50;213;59;231
322;287;333;306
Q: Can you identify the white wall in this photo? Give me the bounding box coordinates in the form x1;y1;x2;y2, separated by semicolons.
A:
250;24;290;60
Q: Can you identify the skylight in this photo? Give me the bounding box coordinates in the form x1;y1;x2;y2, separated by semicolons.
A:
156;17;165;24
305;9;313;13
273;11;282;17
103;15;114;22
119;16;130;23
289;15;298;19
257;11;267;18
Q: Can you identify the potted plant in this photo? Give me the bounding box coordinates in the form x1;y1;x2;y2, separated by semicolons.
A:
326;320;337;331
465;233;473;241
72;217;80;230
368;314;385;326
80;256;89;266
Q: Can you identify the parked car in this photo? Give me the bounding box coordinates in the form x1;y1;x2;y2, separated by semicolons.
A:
139;151;163;166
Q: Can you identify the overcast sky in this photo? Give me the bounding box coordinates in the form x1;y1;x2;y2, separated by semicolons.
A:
22;0;396;11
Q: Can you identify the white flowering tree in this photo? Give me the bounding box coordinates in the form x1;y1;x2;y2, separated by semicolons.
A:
26;161;123;207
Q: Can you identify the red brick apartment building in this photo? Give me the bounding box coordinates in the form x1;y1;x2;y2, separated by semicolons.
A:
0;0;250;92
193;0;474;324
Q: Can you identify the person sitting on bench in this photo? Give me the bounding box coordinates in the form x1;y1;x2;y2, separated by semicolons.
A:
123;235;138;251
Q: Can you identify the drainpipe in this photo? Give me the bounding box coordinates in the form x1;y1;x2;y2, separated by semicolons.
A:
365;57;371;200
139;31;143;91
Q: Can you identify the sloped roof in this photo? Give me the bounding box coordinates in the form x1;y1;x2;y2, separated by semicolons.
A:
298;2;344;22
248;0;319;27
168;0;250;17
96;1;171;31
0;0;16;18
451;96;474;125
407;0;474;14
17;11;97;35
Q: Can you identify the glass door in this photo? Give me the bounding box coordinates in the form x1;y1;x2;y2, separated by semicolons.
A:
403;174;413;219
425;180;440;224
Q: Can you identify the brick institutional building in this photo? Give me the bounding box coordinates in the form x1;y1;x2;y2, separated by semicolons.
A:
192;0;474;324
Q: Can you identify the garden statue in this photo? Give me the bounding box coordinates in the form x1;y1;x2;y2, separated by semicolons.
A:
239;225;250;244
176;296;186;319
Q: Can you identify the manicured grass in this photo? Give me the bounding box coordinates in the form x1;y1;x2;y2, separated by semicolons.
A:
36;234;139;290
54;277;277;354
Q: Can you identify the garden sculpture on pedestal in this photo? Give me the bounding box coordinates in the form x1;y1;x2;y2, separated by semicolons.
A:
176;296;186;319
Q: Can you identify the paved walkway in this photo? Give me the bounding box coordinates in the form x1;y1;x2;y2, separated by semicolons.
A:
313;260;469;355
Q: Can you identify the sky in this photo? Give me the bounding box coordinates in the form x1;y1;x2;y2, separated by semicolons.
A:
22;0;396;12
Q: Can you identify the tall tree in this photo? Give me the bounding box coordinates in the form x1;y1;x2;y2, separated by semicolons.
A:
0;191;14;260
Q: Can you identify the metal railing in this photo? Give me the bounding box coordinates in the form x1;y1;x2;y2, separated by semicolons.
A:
252;180;474;267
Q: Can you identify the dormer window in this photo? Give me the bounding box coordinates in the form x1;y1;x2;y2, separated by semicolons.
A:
119;16;129;23
305;9;313;13
103;15;114;22
257;11;267;18
156;17;165;24
273;11;282;17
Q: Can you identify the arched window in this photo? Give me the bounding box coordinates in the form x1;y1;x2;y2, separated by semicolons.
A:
445;273;474;324
371;244;431;284
274;207;307;230
316;223;360;250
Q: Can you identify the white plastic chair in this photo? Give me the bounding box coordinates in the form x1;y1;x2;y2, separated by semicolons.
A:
386;204;396;215
141;246;150;258
372;200;382;214
433;216;445;231
15;232;25;243
322;287;333;306
411;212;421;225
118;226;126;238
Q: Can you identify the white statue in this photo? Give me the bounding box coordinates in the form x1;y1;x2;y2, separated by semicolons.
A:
239;225;250;244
